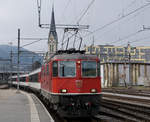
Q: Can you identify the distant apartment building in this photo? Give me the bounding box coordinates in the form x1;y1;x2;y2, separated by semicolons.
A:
85;44;150;63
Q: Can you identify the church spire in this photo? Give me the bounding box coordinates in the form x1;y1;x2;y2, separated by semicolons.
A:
50;6;56;32
47;6;58;56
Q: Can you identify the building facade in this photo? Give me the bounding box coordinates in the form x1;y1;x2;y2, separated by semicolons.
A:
101;62;150;87
85;45;150;63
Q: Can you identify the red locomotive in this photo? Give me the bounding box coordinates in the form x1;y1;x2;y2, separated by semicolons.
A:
40;49;101;117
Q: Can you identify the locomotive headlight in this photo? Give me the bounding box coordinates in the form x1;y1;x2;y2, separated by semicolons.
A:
91;89;97;93
61;89;67;93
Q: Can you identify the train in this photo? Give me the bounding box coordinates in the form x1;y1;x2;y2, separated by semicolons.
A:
10;49;101;117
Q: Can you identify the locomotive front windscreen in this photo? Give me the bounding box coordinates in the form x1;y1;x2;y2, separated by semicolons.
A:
59;61;76;77
82;61;97;77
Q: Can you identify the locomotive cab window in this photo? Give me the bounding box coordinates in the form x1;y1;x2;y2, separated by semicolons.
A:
53;61;58;77
59;61;76;77
82;61;97;77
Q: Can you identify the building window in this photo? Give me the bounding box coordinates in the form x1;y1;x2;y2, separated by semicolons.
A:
136;49;139;53
112;48;115;53
96;48;99;54
141;55;145;59
140;49;145;53
88;47;90;52
50;45;51;52
100;48;107;52
108;48;111;52
92;47;95;52
117;48;123;52
52;45;54;52
145;49;150;53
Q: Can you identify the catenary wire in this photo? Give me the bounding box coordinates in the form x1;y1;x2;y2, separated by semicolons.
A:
60;0;72;22
91;1;148;44
120;35;150;46
83;2;150;38
109;30;143;44
21;39;47;48
76;0;95;24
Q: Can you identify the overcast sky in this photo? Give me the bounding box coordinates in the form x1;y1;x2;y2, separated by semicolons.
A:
0;0;150;52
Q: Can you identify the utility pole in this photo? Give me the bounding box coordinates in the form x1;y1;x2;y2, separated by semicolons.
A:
129;53;132;86
9;42;13;87
128;43;132;86
17;29;20;92
92;36;95;46
123;62;127;88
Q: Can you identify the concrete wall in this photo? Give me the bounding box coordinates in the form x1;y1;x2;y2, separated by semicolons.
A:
101;63;150;88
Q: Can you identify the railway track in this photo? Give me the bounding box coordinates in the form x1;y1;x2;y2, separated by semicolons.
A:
100;93;150;122
102;88;150;97
15;86;150;122
36;91;150;122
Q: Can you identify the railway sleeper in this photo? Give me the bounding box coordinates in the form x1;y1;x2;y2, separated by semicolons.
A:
101;103;150;121
99;106;138;122
102;99;150;115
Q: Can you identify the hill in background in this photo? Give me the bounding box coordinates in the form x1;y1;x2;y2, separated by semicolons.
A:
0;45;43;72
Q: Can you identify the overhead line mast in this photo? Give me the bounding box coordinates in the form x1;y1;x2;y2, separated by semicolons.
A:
36;0;89;30
36;0;89;51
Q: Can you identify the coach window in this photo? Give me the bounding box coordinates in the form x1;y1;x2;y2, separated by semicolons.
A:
42;67;45;76
53;61;58;77
47;64;49;75
43;67;44;76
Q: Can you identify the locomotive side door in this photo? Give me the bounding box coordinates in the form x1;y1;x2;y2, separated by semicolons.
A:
49;62;52;92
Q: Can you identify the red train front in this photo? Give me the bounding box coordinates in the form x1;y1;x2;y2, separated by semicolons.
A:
41;50;101;117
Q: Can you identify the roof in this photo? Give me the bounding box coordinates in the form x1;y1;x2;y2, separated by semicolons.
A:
11;74;29;78
50;7;56;32
29;68;41;76
52;53;99;60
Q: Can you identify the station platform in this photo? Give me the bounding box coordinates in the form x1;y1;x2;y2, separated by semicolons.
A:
0;88;53;122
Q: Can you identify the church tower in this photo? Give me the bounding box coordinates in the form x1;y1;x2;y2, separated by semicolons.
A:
48;7;58;56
